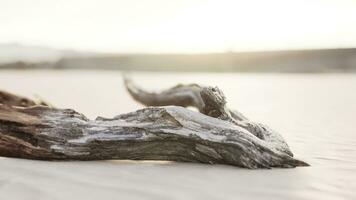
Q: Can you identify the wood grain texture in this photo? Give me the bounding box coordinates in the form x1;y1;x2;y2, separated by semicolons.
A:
0;80;309;169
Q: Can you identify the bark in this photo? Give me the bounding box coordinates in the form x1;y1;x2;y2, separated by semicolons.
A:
0;80;309;169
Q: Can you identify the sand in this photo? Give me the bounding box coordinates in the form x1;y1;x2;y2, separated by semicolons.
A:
0;70;355;200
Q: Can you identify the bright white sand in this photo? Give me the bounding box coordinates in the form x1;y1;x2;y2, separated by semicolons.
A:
0;71;355;200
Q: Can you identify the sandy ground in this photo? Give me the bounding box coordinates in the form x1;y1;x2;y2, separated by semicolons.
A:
0;158;316;200
0;71;355;200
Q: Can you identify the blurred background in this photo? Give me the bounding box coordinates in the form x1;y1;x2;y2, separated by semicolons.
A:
1;0;356;72
1;1;356;200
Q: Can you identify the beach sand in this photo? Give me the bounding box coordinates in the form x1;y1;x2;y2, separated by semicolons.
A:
0;70;355;200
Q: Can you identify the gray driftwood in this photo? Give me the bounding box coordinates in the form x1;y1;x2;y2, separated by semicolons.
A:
0;80;308;169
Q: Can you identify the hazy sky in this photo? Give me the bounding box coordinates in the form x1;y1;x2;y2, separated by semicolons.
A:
1;0;356;53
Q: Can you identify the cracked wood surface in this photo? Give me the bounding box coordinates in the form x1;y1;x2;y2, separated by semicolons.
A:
0;79;308;169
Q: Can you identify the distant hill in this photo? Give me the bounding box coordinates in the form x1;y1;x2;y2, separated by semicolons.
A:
0;43;93;64
1;45;356;72
55;48;356;72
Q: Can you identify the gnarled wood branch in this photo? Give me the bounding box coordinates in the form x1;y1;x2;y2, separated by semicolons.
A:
124;76;295;156
0;79;308;169
124;76;248;121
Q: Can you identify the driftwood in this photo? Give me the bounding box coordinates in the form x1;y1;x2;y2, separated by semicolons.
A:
0;90;49;107
0;78;308;169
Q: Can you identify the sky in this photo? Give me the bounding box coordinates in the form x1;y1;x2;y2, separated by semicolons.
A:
1;0;356;53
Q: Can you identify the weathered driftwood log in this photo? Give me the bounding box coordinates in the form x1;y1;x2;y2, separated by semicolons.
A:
0;80;308;169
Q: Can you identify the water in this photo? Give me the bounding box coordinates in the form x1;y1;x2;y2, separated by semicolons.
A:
0;70;355;200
